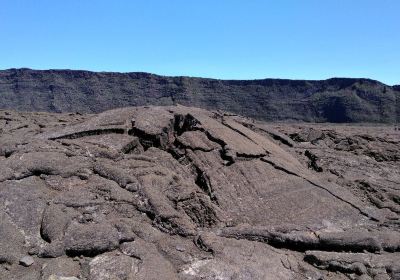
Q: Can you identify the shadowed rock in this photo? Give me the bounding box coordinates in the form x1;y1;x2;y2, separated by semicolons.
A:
1;68;399;123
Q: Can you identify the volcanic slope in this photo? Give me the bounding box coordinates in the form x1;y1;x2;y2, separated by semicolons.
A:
0;68;399;123
0;106;399;279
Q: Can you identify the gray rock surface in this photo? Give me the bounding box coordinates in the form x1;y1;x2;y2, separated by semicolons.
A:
0;105;399;279
19;256;34;267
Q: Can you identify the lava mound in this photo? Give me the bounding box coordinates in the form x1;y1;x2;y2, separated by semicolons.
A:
0;106;399;279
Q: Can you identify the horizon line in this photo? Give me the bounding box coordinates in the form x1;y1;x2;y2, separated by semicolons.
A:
1;67;398;87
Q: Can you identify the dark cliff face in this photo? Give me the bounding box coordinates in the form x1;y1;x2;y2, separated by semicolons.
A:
0;68;398;123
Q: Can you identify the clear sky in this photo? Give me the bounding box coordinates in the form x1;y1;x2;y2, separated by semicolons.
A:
1;0;399;85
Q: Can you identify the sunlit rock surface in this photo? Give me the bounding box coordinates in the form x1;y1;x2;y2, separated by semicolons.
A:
0;106;399;279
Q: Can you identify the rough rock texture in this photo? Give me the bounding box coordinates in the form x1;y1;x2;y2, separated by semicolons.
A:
0;105;399;279
1;68;399;123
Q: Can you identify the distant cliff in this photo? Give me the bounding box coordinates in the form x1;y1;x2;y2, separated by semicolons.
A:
0;68;398;122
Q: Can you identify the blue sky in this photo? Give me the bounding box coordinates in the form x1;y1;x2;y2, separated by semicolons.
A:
1;0;399;85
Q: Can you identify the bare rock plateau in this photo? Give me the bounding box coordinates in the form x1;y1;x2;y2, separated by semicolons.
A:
0;105;399;279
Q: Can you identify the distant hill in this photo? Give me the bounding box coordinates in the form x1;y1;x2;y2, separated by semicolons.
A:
0;68;399;123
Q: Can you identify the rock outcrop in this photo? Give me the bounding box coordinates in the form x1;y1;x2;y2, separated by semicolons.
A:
0;106;399;279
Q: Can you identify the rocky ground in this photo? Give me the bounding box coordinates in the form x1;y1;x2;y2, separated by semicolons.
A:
0;105;399;280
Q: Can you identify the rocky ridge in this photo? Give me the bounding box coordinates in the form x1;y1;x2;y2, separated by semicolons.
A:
0;106;399;279
0;68;399;123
